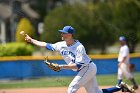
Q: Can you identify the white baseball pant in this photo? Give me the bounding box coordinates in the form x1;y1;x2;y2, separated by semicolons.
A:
67;62;102;93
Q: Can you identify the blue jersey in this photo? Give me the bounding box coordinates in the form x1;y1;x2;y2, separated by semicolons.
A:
45;40;91;71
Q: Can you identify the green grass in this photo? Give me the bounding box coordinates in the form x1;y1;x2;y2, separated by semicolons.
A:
0;73;139;89
0;77;73;89
97;73;140;86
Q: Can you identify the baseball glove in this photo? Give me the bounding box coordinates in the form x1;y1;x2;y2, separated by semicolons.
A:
129;63;135;72
44;57;61;72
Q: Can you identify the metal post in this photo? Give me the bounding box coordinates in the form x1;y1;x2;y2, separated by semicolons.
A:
10;0;16;42
1;21;6;44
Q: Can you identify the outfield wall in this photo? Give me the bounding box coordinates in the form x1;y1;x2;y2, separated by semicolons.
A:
0;53;140;79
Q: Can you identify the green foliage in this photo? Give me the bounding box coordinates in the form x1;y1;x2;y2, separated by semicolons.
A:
16;18;35;42
43;4;92;43
43;1;140;53
0;42;34;56
113;0;140;52
30;0;48;21
90;3;115;53
43;4;115;53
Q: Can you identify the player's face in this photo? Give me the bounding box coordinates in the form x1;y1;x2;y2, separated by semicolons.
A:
120;41;126;46
61;33;72;41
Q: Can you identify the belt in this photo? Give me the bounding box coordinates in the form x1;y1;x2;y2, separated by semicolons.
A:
89;60;92;63
78;60;93;72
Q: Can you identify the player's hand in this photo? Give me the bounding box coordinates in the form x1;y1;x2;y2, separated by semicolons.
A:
25;34;32;43
118;62;122;67
44;57;62;72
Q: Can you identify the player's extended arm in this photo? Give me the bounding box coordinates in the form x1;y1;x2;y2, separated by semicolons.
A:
25;34;47;47
20;31;47;47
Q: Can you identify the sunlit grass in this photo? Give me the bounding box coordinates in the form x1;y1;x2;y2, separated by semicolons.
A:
0;73;139;89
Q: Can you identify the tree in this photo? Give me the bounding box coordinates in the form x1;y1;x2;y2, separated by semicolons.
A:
16;18;35;42
113;0;140;53
43;4;93;43
90;2;115;53
30;0;65;22
43;3;115;53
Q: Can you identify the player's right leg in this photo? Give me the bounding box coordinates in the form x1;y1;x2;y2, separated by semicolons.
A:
67;62;100;93
84;76;102;93
117;67;123;85
67;76;81;93
83;63;102;93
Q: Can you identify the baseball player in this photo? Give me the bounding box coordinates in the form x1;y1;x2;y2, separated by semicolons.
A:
117;36;138;90
24;26;134;93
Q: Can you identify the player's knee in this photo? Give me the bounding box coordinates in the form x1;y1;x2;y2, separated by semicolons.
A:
126;74;133;80
67;86;77;93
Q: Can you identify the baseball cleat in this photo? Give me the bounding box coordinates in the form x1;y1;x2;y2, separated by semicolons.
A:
120;82;136;93
133;85;139;90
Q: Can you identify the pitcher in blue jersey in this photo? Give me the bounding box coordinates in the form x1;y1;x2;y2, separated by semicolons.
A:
24;26;135;93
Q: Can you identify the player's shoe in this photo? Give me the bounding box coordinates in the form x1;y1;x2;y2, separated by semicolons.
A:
133;85;139;90
120;82;136;93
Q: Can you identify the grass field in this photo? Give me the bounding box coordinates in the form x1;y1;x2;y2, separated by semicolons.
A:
0;73;139;89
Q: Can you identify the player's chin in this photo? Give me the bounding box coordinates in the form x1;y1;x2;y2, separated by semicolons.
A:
61;37;64;40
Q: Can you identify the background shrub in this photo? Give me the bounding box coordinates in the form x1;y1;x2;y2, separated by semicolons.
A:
0;42;34;56
16;18;35;42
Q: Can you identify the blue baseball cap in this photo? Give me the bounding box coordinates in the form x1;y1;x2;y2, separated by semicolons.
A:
119;36;126;41
58;26;75;34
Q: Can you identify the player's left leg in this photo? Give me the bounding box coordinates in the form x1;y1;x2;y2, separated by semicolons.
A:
129;78;138;90
102;86;121;93
67;63;99;93
122;63;138;90
102;82;136;93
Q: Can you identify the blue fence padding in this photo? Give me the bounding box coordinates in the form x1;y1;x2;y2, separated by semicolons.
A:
93;59;118;74
0;57;140;79
0;60;78;79
130;57;140;71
